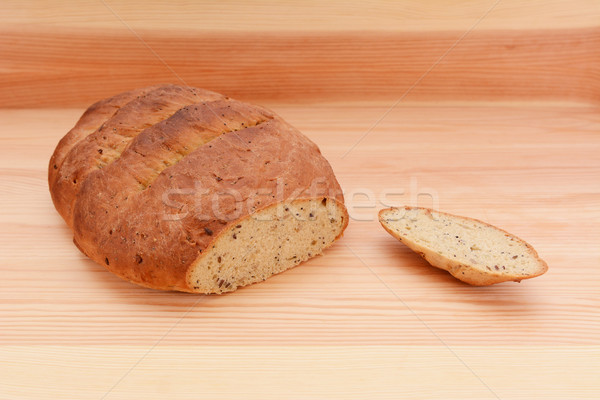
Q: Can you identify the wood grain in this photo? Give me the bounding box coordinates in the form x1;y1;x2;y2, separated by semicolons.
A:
2;0;598;107
1;104;599;345
1;104;599;398
2;27;598;108
1;346;599;400
3;0;600;31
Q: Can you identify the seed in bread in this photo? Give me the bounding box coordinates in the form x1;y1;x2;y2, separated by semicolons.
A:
378;206;548;285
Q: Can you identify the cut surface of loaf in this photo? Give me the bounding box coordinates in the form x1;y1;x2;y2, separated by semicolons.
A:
379;207;548;285
190;198;346;294
49;84;348;293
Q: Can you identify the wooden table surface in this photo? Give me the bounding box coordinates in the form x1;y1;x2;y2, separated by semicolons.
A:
1;1;600;399
1;103;599;399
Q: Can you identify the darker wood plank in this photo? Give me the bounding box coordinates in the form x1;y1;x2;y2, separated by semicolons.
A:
0;27;598;107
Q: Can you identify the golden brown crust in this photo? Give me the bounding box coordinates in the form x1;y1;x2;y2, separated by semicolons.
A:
50;85;345;292
50;84;223;227
378;206;548;285
48;86;158;216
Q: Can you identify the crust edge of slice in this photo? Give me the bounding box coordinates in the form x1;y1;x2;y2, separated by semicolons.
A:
378;206;548;286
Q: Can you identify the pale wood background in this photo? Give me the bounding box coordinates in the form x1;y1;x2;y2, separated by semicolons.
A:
1;1;599;399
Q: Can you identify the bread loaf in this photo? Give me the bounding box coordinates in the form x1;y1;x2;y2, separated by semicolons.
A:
379;206;548;285
49;84;348;293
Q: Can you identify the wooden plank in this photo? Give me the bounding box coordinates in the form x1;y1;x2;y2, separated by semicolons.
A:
1;345;599;399
1;27;598;108
1;105;598;350
3;0;600;31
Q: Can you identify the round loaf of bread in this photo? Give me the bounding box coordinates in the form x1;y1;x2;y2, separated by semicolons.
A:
49;84;348;293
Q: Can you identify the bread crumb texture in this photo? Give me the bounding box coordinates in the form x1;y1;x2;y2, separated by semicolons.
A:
379;207;548;285
49;84;347;293
189;198;346;293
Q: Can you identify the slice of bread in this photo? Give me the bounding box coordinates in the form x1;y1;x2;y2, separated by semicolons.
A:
378;206;548;285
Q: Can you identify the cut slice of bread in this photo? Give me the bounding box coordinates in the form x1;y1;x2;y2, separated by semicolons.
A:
378;206;548;285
